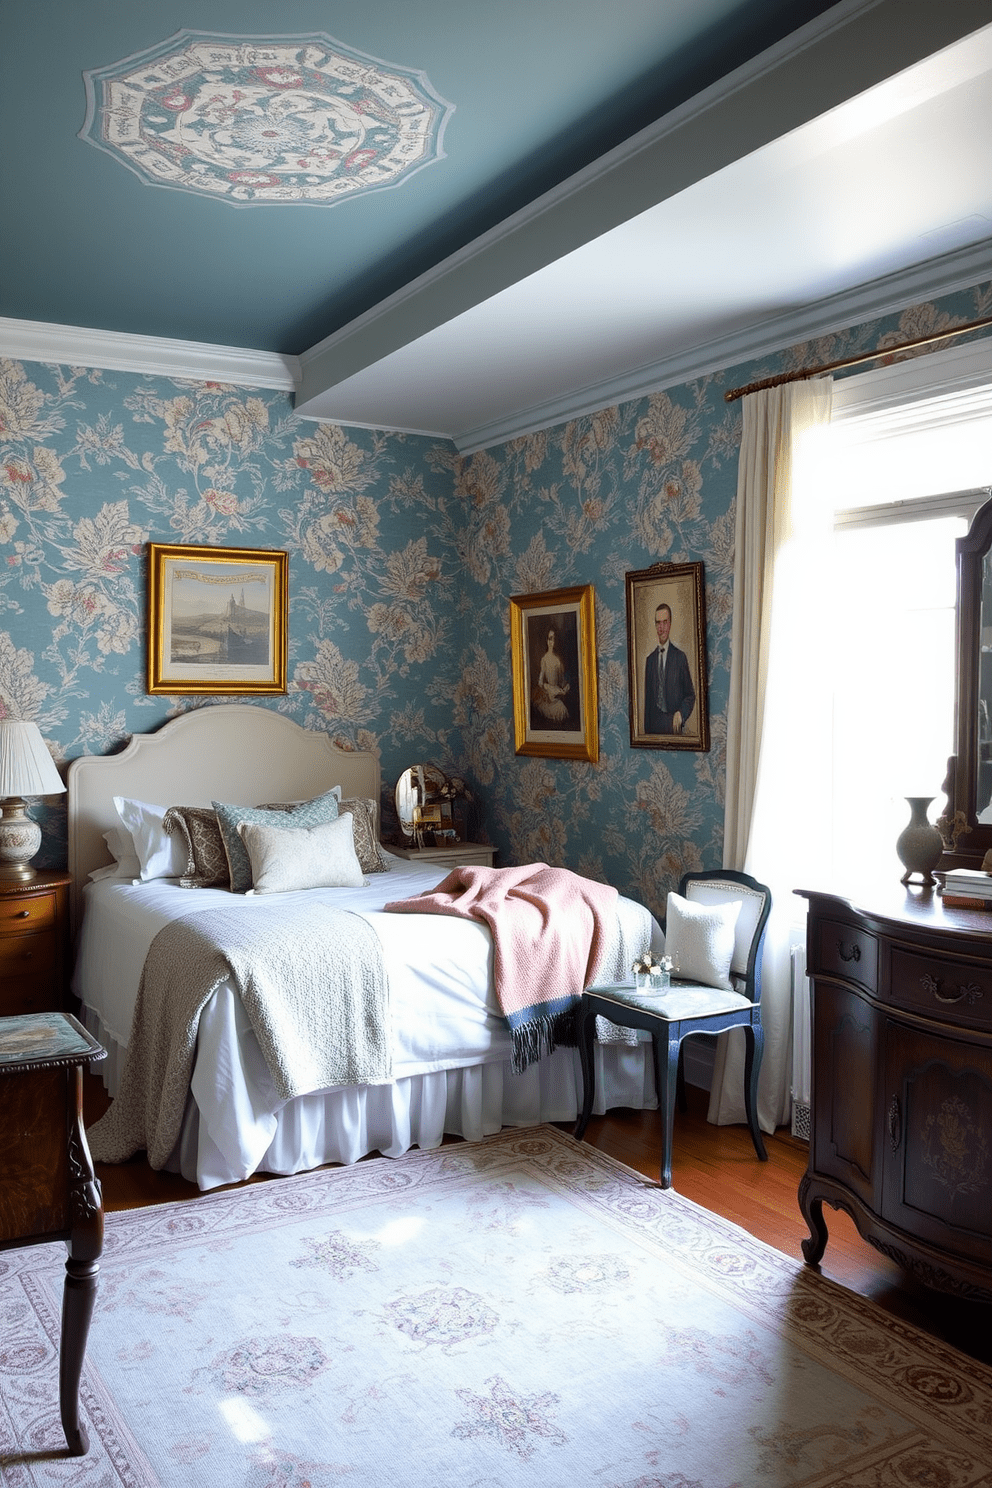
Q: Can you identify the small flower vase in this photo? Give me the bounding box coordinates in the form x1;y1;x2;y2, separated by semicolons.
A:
896;796;943;886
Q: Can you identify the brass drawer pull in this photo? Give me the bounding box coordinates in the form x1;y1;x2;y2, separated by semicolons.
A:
921;973;984;1006
887;1096;902;1152
837;940;861;964
15;910;30;919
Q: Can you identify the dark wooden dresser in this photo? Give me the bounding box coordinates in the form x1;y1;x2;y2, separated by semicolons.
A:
798;886;992;1301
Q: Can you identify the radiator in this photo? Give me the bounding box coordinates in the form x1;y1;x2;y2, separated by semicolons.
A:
790;942;812;1141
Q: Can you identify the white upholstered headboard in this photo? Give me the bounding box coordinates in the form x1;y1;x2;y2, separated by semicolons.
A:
67;704;381;927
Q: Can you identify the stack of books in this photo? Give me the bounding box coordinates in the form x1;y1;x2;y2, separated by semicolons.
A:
940;867;992;909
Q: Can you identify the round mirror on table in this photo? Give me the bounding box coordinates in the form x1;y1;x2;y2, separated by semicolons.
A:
394;765;452;847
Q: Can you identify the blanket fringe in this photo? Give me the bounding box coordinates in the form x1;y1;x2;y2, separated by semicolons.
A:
510;1005;577;1076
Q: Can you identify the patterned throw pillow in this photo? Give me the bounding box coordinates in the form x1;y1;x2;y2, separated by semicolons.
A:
213;787;341;893
338;798;390;874
163;807;230;889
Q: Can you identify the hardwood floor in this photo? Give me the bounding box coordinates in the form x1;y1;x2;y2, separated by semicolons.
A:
83;1076;992;1368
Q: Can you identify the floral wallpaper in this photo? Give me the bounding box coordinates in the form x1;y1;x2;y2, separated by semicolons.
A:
2;279;990;910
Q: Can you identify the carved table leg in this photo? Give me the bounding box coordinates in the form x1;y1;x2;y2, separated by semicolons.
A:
652;1027;681;1190
573;998;597;1141
742;1023;768;1163
798;1171;828;1266
61;1067;103;1456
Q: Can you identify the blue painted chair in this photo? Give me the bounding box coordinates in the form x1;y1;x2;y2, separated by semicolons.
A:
574;868;772;1188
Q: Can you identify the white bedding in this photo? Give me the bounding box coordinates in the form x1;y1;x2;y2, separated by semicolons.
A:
75;854;665;1189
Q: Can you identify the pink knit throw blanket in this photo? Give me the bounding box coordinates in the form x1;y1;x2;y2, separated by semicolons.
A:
384;862;619;1072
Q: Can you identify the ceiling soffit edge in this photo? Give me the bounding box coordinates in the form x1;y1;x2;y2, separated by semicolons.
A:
446;237;992;453
295;0;992;410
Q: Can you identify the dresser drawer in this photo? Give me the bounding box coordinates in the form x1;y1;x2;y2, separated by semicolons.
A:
813;919;879;993
0;929;56;980
0;892;56;936
889;947;992;1029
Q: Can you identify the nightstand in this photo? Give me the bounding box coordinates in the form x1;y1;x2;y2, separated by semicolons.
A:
389;842;497;868
0;870;72;1016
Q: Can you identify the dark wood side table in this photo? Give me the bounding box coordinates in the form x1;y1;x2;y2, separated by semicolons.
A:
0;1011;106;1455
0;870;72;1015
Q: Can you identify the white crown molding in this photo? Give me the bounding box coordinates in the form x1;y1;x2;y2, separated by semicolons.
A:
0;317;300;391
452;238;992;453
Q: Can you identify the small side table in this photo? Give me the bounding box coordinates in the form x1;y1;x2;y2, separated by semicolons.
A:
573;980;767;1189
0;1011;106;1455
389;842;497;868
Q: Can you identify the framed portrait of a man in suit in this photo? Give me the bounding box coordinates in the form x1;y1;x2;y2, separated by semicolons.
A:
626;562;709;751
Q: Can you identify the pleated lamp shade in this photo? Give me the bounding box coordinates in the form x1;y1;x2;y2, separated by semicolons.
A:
0;718;64;880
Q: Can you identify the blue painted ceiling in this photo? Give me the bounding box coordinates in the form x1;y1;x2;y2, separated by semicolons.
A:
2;0;840;356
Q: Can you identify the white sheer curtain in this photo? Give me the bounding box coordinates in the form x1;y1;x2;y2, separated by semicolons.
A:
708;377;834;1133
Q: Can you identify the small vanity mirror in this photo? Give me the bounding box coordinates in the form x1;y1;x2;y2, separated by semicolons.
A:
395;765;451;844
944;495;992;862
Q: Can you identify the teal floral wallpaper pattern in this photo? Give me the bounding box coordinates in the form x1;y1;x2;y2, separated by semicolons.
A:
2;279;990;910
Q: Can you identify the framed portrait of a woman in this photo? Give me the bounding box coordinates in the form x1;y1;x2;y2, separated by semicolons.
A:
509;584;599;761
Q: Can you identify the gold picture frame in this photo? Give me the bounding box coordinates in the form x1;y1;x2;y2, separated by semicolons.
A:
510;584;599;762
626;561;709;750
147;543;288;695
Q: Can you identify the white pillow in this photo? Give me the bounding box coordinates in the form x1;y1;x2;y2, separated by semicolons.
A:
105;826;141;877
238;814;366;894
665;891;742;991
113;796;188;882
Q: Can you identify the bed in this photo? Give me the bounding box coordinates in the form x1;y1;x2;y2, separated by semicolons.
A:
68;704;662;1190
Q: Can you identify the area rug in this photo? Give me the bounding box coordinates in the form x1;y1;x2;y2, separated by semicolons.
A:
1;1127;991;1487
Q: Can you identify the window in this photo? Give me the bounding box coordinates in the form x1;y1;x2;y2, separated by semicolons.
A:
808;342;992;879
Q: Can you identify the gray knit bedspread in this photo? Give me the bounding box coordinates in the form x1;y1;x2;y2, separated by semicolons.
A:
87;901;390;1169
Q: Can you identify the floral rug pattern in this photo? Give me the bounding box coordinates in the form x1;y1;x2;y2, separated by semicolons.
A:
1;1127;991;1486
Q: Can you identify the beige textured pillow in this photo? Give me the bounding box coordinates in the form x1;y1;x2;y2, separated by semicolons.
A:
237;815;366;894
338;797;390;874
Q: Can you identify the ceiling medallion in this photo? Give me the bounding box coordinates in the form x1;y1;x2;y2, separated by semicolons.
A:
79;30;454;206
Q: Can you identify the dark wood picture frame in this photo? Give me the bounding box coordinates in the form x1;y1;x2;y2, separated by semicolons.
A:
626;561;709;751
509;584;599;762
147;543;288;696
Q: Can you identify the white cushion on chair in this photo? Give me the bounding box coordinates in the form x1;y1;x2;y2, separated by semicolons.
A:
683;879;766;979
665;891;742;990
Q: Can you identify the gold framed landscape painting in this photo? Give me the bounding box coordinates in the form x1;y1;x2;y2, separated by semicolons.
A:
626;561;709;751
147;543;288;695
510;584;599;762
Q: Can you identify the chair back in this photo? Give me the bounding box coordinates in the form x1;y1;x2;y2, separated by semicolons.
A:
679;871;772;1002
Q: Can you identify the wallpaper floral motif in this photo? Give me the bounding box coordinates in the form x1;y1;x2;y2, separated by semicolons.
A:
2;279;990;910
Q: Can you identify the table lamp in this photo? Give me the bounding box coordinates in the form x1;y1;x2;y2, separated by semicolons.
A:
0;718;66;880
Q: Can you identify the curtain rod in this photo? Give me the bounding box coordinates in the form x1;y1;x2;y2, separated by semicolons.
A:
723;312;992;403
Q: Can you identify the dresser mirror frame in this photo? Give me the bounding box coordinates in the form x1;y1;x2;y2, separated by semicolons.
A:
944;494;992;866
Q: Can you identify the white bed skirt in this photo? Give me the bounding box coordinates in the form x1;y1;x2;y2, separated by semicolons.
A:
83;1000;658;1190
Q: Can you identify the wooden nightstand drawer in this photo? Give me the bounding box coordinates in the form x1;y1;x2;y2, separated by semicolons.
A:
0;893;56;935
0;975;59;1016
0;930;56;980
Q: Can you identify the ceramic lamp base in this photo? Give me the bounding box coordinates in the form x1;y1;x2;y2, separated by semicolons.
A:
0;798;41;880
